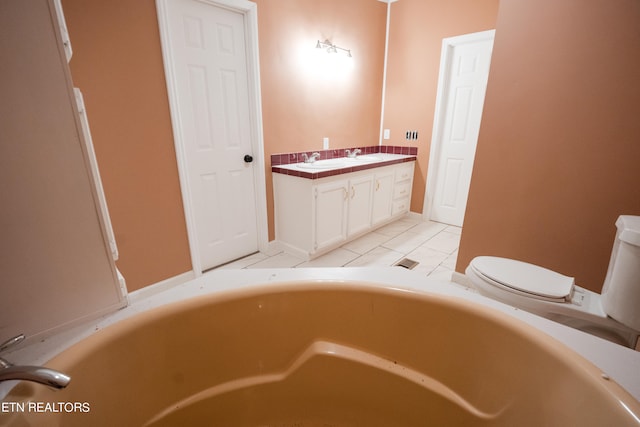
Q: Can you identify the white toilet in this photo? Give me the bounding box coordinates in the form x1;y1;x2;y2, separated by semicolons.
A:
465;215;640;348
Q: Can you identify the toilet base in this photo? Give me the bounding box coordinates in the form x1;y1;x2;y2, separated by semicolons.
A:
465;265;639;348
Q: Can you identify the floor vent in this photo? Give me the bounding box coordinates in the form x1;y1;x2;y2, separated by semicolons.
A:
395;258;419;270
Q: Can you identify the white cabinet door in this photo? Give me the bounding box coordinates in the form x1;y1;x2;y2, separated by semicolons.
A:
314;180;348;251
347;174;374;237
371;170;394;226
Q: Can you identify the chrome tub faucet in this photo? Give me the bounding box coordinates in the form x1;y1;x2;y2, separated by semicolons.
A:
0;334;70;389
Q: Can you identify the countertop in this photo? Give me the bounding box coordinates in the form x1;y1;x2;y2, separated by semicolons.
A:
271;153;417;180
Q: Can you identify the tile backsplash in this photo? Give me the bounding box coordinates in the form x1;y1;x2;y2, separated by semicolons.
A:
271;145;418;166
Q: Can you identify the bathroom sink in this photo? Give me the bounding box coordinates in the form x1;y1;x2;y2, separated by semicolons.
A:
297;159;346;170
346;155;383;162
293;153;407;171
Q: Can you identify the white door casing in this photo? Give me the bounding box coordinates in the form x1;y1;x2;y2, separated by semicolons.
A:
425;30;495;227
157;0;268;273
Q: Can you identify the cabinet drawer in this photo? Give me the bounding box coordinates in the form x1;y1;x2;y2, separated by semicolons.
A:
392;199;409;215
395;164;413;182
393;182;411;199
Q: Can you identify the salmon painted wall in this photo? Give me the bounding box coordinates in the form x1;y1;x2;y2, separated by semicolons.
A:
63;0;191;291
383;0;499;213
253;0;387;240
457;0;640;292
62;0;386;288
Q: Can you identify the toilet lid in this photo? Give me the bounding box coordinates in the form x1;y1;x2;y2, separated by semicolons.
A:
471;256;574;300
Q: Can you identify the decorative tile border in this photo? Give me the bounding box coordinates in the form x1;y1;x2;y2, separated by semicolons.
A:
272;157;416;180
271;146;418;180
270;145;417;166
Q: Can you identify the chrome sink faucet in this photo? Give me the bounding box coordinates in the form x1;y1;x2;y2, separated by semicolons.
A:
345;148;361;158
302;152;320;163
0;334;71;389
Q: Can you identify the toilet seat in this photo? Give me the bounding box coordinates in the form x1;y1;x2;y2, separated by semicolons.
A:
470;256;574;303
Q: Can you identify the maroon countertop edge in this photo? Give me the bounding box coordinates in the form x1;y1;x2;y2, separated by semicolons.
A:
271;145;417;180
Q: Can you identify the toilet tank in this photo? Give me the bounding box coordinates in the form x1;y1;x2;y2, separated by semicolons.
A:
601;215;640;331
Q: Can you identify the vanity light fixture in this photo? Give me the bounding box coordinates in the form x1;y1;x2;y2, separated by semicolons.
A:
316;39;352;57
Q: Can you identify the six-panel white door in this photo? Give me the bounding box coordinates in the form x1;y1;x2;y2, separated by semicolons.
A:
430;31;494;227
165;0;258;271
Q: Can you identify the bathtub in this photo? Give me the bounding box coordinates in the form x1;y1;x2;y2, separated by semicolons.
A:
1;268;640;426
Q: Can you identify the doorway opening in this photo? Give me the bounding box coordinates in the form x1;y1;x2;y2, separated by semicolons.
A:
424;30;495;227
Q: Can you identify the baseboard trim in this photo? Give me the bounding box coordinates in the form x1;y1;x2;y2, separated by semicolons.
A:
405;211;423;221
128;270;196;304
451;271;472;287
264;240;285;257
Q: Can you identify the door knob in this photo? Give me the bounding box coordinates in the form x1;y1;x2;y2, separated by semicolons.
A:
244;154;253;163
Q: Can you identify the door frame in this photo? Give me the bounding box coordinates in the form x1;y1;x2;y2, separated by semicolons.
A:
423;29;495;224
156;0;268;275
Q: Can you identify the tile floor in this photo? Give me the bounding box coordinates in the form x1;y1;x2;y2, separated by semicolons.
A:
218;215;461;282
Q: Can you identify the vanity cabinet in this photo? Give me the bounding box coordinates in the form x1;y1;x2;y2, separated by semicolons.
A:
274;161;414;259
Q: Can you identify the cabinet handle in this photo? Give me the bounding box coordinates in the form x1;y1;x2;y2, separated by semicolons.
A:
376;180;380;191
343;187;348;200
351;186;355;199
